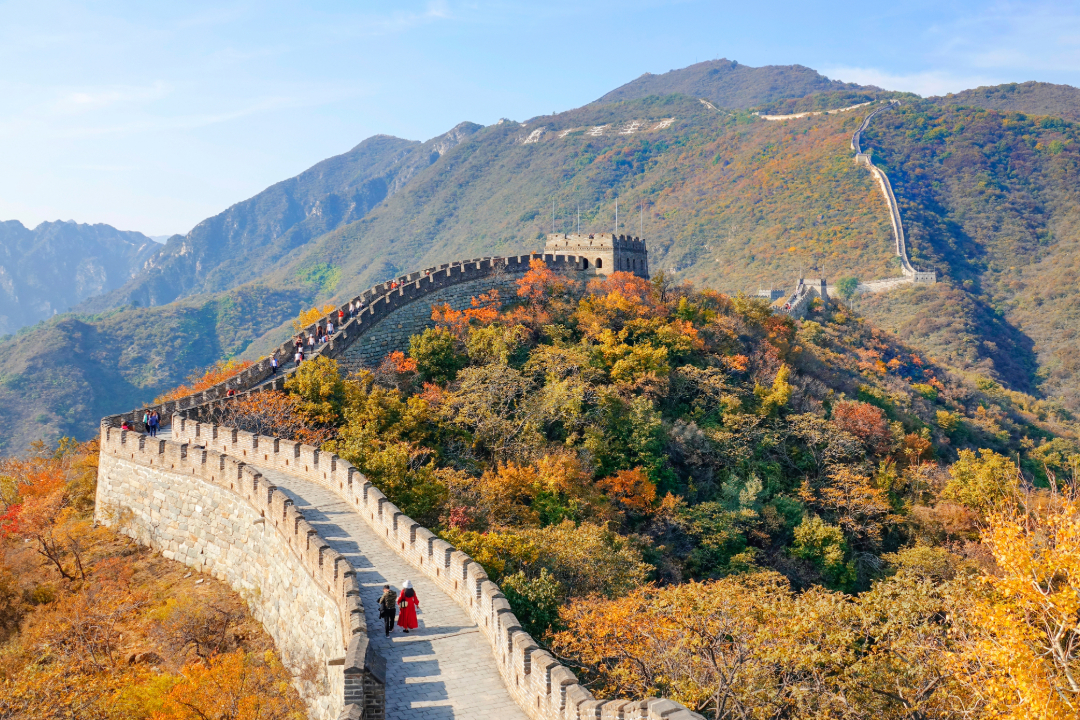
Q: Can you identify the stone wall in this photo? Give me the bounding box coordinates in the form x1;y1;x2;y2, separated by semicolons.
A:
170;415;705;720
95;426;384;720
338;274;521;371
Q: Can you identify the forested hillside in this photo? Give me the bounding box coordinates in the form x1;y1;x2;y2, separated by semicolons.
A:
0;439;307;718
0;221;157;335
853;100;1080;406
219;267;1080;719
0;285;309;453
935;81;1080;122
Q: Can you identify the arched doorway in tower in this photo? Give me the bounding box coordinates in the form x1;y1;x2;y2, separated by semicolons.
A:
582;258;590;269
596;258;603;269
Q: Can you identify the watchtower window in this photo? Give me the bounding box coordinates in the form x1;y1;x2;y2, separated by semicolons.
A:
596;258;603;269
582;258;590;269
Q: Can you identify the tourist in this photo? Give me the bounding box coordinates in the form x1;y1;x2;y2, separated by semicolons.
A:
308;334;316;351
142;409;150;428
120;420;131;431
147;410;159;437
378;585;397;637
270;353;279;374
397;580;419;633
338;308;345;325
327;320;334;336
295;349;304;366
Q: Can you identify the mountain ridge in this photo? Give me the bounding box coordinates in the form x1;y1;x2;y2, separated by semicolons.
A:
595;58;874;108
0;219;158;336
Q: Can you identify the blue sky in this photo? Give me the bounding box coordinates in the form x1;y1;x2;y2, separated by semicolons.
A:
2;0;1079;236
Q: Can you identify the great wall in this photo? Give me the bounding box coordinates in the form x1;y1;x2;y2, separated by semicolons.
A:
761;98;937;298
96;249;707;720
92;99;940;718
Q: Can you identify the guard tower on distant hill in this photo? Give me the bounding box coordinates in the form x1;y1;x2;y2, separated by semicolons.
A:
544;233;649;279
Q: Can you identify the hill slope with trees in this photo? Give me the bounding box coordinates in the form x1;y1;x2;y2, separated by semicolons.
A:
852;99;1080;407
218;267;1080;720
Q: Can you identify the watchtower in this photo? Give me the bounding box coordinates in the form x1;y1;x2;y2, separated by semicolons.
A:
543;233;649;279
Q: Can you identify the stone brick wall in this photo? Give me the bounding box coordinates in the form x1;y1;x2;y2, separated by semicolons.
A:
338;273;521;371
170;415;706;720
95;426;384;720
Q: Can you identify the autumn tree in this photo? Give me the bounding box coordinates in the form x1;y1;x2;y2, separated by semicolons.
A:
154;360;254;404
954;486;1080;719
831;399;893;455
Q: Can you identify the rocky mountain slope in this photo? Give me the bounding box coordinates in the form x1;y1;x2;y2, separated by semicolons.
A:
0;220;158;335
3;63;1080;453
79;123;482;312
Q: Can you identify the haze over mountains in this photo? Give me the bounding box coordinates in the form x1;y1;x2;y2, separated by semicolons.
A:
2;58;1080;452
0;220;157;335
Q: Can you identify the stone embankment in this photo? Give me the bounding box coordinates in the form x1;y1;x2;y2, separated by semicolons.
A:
99;249;707;720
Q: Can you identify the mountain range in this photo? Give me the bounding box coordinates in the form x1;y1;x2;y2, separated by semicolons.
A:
0;220;157;336
2;58;1080;452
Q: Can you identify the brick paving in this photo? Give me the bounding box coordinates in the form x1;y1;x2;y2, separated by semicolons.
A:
252;463;528;720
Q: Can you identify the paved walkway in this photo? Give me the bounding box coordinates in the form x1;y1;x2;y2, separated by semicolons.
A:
250;463;527;720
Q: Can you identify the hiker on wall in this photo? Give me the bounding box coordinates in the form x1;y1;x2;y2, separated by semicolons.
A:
397;580;419;633
378;585;397;637
147;410;160;437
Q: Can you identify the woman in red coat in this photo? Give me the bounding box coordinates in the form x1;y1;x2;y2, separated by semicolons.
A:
397;580;419;633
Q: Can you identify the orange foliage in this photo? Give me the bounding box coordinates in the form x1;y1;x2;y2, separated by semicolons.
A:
431;290;501;340
576;273;662;340
516;259;568;303
154;360;254;404
153;650;304;720
597;467;657;513
832;400;893;455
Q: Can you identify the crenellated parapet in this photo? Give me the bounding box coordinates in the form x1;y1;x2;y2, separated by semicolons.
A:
164;413;706;720
96;422;384;720
114;253;622;432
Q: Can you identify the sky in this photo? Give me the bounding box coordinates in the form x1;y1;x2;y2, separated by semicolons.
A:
2;0;1079;237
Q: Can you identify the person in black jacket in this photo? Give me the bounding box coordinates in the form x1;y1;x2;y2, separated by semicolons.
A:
378;585;396;636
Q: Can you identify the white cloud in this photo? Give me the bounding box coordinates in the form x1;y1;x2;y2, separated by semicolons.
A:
59;81;171;111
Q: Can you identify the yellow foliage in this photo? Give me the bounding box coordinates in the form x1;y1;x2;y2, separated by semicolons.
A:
291;303;338;334
957;490;1080;719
